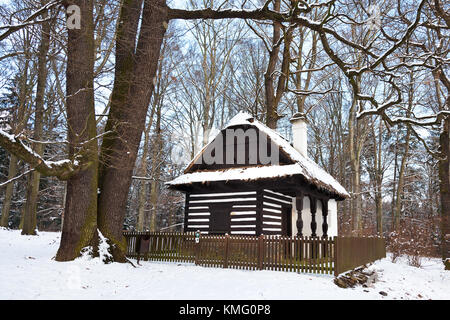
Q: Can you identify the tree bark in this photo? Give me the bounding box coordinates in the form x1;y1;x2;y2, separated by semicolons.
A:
393;71;414;231
22;1;51;235
55;0;98;261
149;103;162;232
440;116;450;268
0;155;18;227
372;120;384;235
263;0;281;129
349;94;361;234
136;120;152;232
97;0;167;261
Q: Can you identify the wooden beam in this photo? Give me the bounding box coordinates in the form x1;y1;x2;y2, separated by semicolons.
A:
296;191;304;237
310;195;317;237
256;188;263;236
183;193;190;233
322;199;329;237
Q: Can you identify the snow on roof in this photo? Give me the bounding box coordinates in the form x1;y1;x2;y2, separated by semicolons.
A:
167;112;349;199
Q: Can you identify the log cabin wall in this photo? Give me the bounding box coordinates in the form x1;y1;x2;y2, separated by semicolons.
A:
261;189;293;236
184;189;294;236
184;191;258;235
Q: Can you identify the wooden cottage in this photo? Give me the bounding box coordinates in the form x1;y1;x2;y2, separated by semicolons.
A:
166;112;349;237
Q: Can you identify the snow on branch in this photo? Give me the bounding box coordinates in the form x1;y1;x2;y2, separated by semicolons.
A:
0;168;34;188
0;129;81;180
0;0;62;42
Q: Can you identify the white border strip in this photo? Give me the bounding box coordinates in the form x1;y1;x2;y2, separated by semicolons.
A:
191;191;256;197
230;211;256;216
231;218;256;222
263;214;282;220
263;228;282;232
190;198;256;204
231;225;256;228
230;231;256;235
263;207;282;214
263;195;291;205
264;189;292;200
263;221;282;226
188;219;209;222
188;212;211;216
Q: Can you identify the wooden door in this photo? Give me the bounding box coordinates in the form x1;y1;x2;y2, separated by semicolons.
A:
208;203;232;235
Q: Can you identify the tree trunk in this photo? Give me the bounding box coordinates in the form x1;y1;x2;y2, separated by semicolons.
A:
1;32;33;228
440;109;450;269
393;72;414;231
136;123;151;231
149;103;162;232
374;120;383;235
394;127;411;230
264;0;281;129
22;1;51;235
391;128;399;232
349;95;361;234
55;0;98;261
0;155;18;227
97;0;167;261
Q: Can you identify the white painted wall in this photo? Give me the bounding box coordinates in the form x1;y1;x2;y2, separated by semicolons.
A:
328;199;338;237
291;197;338;237
316;200;323;237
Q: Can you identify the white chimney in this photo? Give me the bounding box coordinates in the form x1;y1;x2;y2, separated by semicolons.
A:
290;112;308;158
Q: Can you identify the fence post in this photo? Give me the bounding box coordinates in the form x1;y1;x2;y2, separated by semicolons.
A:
224;234;230;268
194;231;201;265
258;235;264;270
333;236;339;277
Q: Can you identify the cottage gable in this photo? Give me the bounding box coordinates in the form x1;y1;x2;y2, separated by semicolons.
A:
185;124;295;174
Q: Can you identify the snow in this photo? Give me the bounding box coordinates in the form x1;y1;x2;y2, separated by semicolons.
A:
0;229;448;300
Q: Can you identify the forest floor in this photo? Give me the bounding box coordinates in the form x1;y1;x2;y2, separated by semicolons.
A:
0;228;449;300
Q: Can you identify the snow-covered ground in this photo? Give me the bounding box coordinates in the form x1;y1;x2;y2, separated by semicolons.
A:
0;228;448;300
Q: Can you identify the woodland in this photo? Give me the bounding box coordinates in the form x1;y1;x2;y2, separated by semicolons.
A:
0;0;448;269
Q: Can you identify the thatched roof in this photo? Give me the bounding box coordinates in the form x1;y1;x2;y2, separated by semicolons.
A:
166;112;349;200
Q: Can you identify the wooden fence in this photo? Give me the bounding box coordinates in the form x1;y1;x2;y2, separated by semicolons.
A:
334;236;386;276
124;232;386;276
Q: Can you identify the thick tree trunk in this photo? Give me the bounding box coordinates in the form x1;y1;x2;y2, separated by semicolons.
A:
0;155;18;227
97;0;167;261
440;116;450;268
432;64;450;269
55;0;98;261
22;1;51;235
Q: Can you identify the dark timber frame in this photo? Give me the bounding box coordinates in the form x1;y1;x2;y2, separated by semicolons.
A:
179;175;333;237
